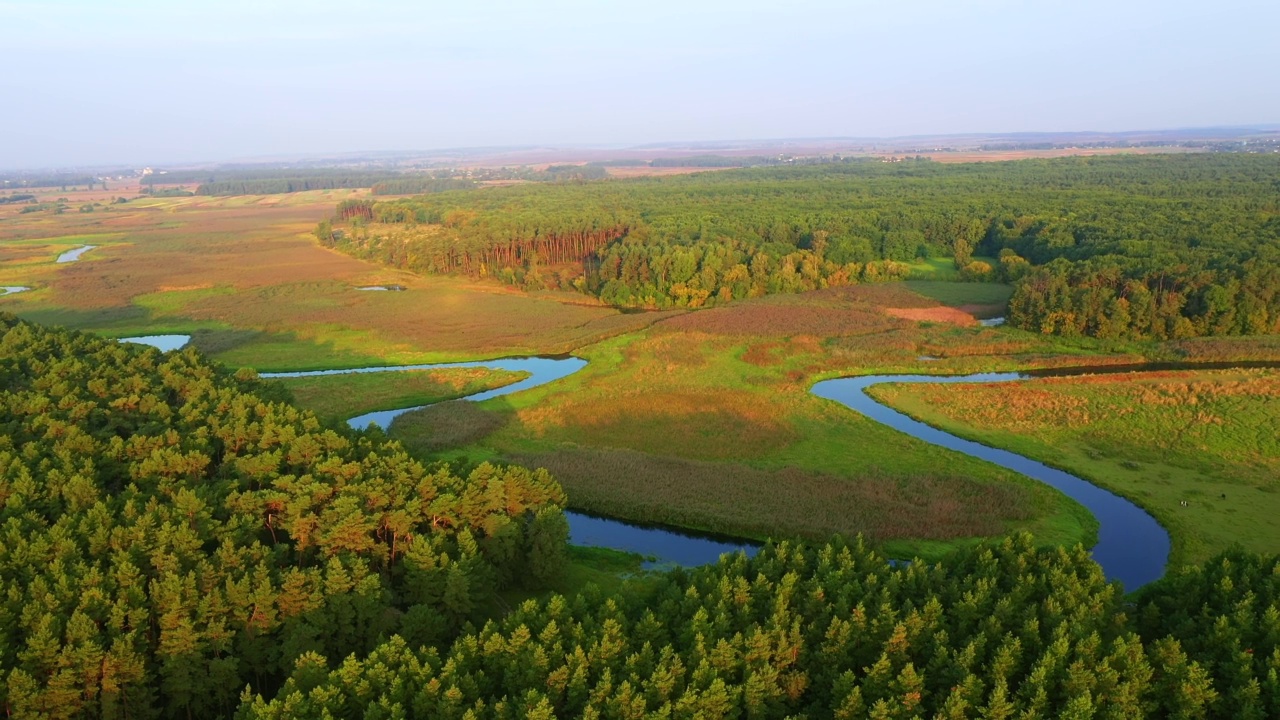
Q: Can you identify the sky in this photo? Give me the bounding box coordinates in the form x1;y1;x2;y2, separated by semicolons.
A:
2;0;1278;168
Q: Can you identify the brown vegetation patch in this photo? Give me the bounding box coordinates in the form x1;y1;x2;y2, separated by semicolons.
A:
510;447;1033;542
516;390;797;461
621;330;710;368
390;400;509;454
657;287;907;338
1172;336;1280;362
884;306;979;326
1;193;678;359
956;302;1006;319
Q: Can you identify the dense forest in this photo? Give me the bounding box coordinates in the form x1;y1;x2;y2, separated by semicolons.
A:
3;315;1280;717
243;538;1280;719
0;315;571;718
320;155;1280;337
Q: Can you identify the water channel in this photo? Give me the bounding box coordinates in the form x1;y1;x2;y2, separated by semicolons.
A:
812;369;1176;589
121;333;1266;584
56;245;96;263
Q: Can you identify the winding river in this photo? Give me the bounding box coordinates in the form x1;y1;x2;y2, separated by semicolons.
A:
258;355;1176;583
127;334;1252;585
813;370;1170;590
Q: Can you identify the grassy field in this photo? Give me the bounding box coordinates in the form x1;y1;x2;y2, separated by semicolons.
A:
0;192;673;370
390;284;1108;560
276;367;529;425
868;369;1280;566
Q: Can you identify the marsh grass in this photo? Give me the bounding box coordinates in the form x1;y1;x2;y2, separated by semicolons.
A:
278;367;528;424
0;191;676;369
503;446;1084;563
870;369;1280;565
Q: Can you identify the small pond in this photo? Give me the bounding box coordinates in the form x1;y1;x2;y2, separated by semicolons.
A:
57;245;97;263
118;335;191;351
979;316;1007;327
1;286;31;296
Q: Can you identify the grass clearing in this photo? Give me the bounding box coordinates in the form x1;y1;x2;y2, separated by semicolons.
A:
904;279;1013;308
903;256;998;281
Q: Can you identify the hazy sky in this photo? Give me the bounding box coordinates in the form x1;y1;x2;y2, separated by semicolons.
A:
2;0;1277;168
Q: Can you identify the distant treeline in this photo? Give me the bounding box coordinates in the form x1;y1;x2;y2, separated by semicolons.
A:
321;154;1280;337
590;154;806;168
370;177;477;195
588;154;886;169
0;174;99;189
195;174;404;196
0;193;37;205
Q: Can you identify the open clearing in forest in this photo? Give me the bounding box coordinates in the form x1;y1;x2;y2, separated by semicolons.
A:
869;369;1280;566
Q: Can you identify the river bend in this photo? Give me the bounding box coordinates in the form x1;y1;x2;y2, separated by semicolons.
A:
812;372;1169;589
261;354;1180;584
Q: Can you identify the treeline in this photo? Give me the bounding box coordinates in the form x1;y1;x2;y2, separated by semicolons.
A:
243;536;1280;718
1;173;102;189
588;154;864;168
370;177;477;195
0;315;572;718
1008;255;1280;338
321;154;1280;332
650;154;782;167
195;174;400;196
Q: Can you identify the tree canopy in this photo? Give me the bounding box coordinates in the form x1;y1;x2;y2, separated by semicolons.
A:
322;155;1280;336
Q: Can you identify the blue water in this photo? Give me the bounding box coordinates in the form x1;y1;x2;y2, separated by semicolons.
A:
1;286;31;296
118;334;191;351
262;356;588;430
812;372;1171;590
567;511;759;568
57;245;96;263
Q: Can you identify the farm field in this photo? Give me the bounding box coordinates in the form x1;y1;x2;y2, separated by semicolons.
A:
868;369;1280;566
